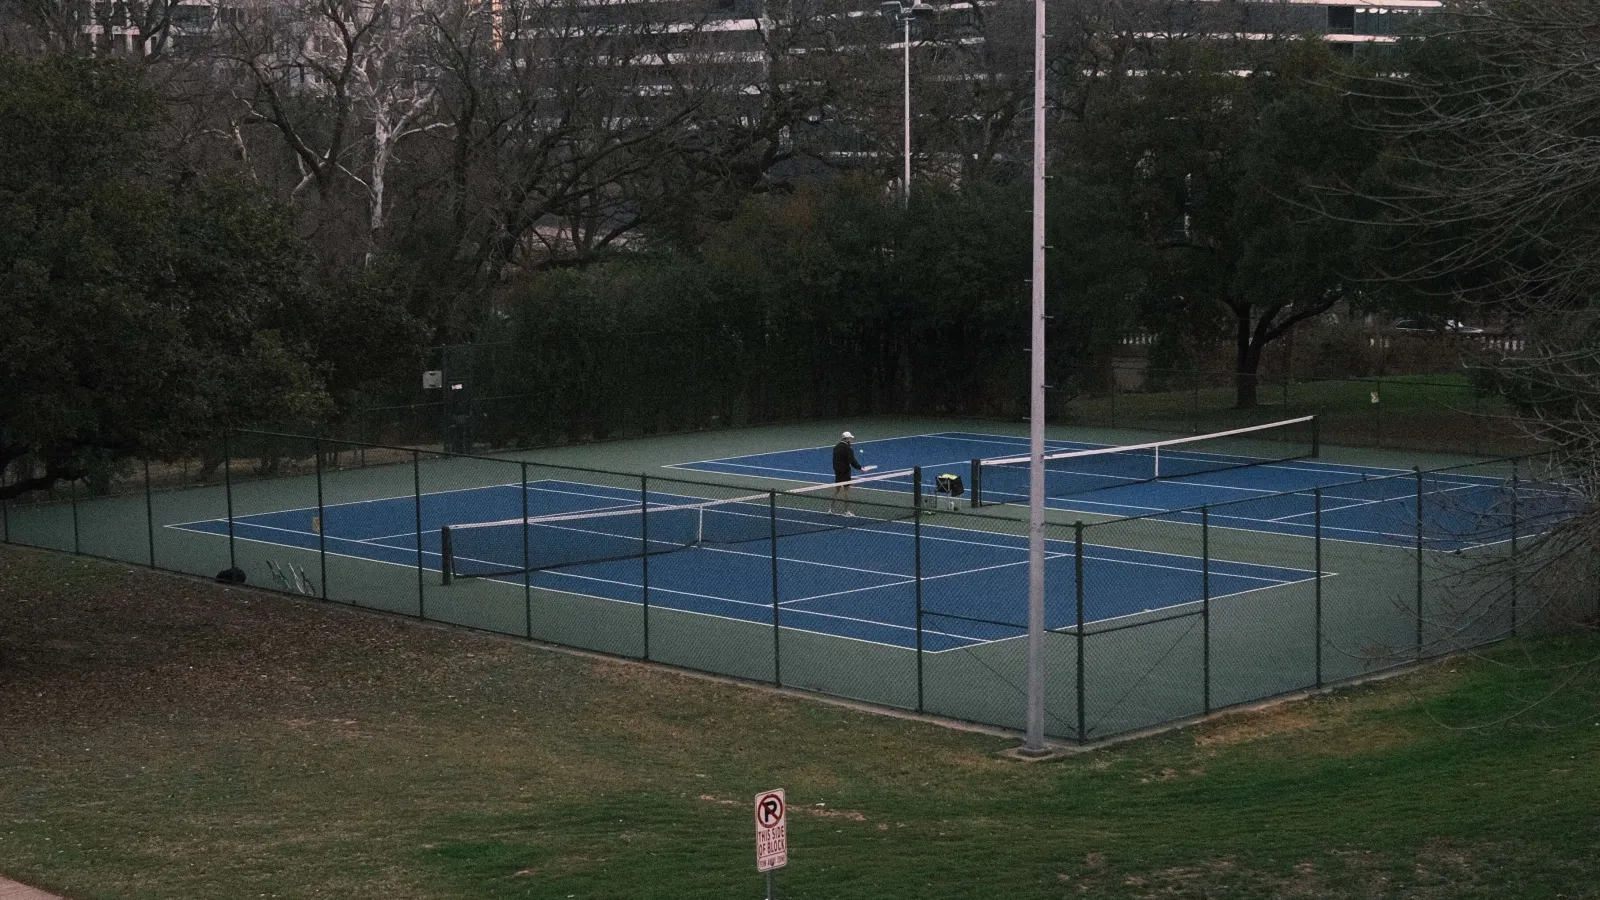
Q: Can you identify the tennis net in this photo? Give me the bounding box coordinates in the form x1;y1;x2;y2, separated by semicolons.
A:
972;416;1319;506
441;466;921;581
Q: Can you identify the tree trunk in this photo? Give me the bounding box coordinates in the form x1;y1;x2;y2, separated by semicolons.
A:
1235;366;1259;410
1235;315;1262;409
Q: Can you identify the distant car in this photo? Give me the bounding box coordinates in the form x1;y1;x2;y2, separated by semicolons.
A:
1391;318;1485;335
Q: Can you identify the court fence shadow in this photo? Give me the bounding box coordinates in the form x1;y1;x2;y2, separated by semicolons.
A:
3;430;1591;744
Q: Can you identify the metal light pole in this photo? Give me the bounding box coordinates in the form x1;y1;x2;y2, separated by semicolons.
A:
880;0;932;206
1021;0;1049;755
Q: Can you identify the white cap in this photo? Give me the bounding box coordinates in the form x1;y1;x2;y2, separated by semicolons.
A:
842;431;853;441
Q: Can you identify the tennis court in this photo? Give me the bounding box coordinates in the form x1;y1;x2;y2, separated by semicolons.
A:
671;421;1573;550
5;417;1578;740
169;476;1316;652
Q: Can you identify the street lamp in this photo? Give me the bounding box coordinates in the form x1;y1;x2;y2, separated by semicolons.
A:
879;0;932;206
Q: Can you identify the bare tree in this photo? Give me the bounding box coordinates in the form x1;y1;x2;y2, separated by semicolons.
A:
1339;0;1600;723
1361;0;1600;525
416;0;701;331
213;0;442;263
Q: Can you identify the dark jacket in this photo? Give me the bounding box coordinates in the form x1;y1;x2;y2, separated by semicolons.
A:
832;440;864;478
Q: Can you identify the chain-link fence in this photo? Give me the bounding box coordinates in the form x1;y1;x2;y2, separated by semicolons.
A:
343;353;1536;461
3;432;1587;743
1051;363;1535;458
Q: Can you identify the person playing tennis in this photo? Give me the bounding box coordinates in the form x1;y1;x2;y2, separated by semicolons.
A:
831;431;875;515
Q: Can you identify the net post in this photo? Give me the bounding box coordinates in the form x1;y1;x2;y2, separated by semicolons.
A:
143;459;154;568
1414;466;1423;659
1153;445;1162;481
1202;505;1210;716
1310;415;1321;458
769;490;782;688
1075;520;1086;743
641;473;651;660
1314;488;1323;688
522;461;531;639
440;526;455;586
912;465;922;511
224;431;236;572
969;459;981;508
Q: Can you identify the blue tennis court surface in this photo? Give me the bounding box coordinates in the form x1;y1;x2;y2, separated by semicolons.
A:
670;431;1572;550
169;478;1315;652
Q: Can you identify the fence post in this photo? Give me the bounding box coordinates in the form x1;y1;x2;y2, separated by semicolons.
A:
1374;384;1384;448
1472;392;1483;457
1202;506;1211;716
1190;370;1200;434
641;473;651;660
1314;488;1323;688
144;459;155;569
914;467;925;714
68;478;80;555
225;432;236;573
1510;462;1519;637
1415;467;1423;658
770;491;782;688
1075;521;1086;743
315;438;327;600
522;462;532;640
414;450;425;620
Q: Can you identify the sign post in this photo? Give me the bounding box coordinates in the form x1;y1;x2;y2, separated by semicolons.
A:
755;789;787;899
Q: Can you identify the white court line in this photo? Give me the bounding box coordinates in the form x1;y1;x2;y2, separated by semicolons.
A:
665;430;1084;473
664;460;839;480
172;518;429;554
694;541;913;581
160;526;445;577
661;460;928;493
216;479;646;536
163;514;998;648
927;431;1093;452
979;487;1502;551
777;552;1075;607
535;563;995;646
1170;506;1502;550
171;514;1318;654
1047;572;1339;635
737;512;1315;580
168;514;393;541
692;516;1314;584
771;550;1312;645
478;514;1311;636
1265;481;1489;523
667;435;902;468
205;488;1315;581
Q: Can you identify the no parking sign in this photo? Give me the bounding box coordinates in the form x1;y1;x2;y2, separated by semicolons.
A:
755;789;787;872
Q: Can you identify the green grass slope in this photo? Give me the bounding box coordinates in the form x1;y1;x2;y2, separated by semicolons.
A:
2;546;1596;899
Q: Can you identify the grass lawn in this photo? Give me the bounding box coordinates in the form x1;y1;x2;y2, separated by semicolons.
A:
2;544;1598;899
